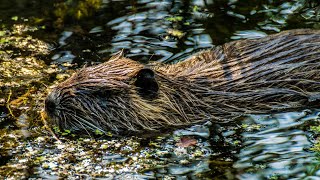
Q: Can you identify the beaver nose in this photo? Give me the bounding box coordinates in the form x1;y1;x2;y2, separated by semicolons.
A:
45;96;57;115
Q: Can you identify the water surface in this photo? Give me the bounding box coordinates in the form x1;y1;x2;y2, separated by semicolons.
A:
0;0;319;179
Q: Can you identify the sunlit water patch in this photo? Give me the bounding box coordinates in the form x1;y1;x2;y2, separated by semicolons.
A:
234;110;320;179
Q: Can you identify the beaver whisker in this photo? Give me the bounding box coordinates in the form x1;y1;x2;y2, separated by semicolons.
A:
63;111;101;136
115;110;138;131
65;112;106;135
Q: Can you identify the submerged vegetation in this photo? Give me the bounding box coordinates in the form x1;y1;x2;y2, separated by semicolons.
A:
0;0;320;179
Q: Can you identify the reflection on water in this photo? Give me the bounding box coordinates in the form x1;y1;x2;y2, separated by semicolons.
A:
106;1;213;63
234;110;319;179
0;0;319;65
39;0;319;65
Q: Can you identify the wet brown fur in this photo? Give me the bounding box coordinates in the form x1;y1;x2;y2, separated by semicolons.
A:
45;29;320;135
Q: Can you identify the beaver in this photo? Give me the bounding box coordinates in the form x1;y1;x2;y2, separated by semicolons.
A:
45;29;320;135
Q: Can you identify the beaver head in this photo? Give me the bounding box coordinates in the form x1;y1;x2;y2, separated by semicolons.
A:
45;52;209;135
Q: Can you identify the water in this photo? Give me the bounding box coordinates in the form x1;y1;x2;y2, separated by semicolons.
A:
235;111;320;179
0;0;319;179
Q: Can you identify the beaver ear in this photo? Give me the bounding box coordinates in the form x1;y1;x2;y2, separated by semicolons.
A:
109;50;125;61
134;68;159;98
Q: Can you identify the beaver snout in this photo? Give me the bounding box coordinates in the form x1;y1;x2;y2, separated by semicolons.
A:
45;98;56;114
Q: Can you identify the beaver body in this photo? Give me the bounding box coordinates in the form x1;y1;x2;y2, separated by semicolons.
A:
45;29;320;135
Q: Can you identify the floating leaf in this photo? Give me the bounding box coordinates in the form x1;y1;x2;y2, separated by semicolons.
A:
176;137;197;147
11;16;18;21
166;16;183;22
167;29;186;39
0;31;5;37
